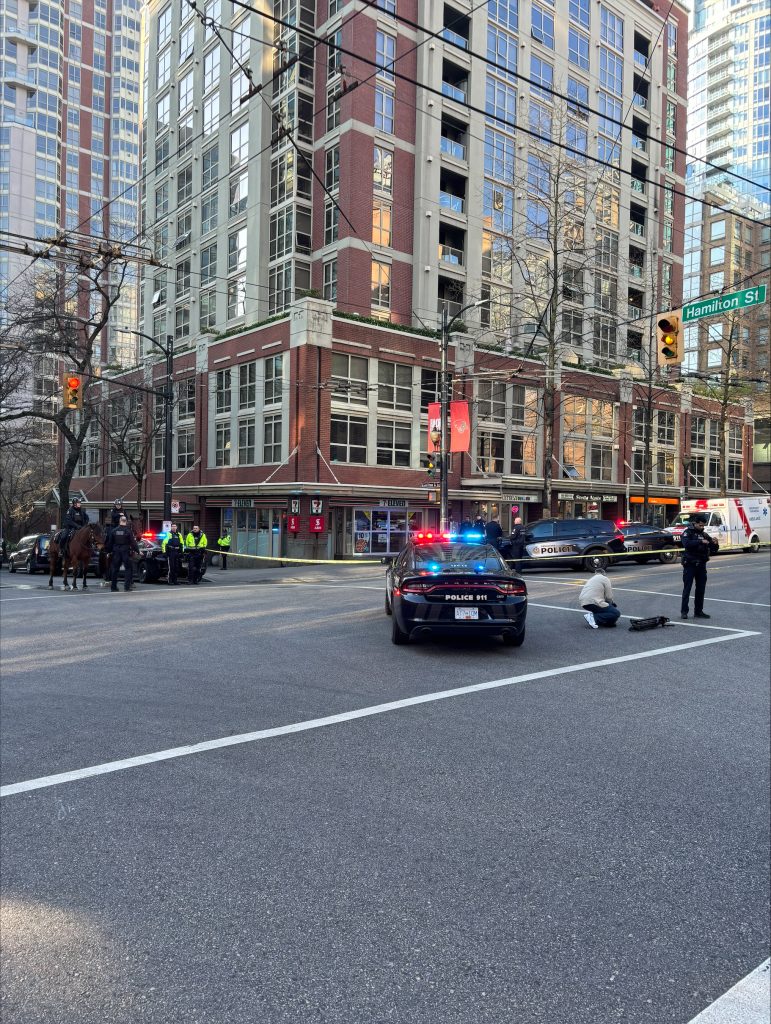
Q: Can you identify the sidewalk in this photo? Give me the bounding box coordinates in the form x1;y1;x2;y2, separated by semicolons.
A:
200;557;382;585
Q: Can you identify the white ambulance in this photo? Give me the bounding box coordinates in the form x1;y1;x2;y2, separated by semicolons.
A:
665;495;771;553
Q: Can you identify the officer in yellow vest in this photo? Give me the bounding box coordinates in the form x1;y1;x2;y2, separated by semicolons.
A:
217;529;231;569
184;525;208;585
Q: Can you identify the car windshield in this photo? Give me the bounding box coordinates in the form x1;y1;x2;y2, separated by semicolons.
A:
411;543;505;572
672;513;693;526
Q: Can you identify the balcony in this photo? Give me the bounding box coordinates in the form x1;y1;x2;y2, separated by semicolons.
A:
439;190;465;214
439;243;464;266
628;305;643;320
631;134;647;154
633;50;648;69
632;92;649;111
442;27;468;50
440;136;467;161
438;298;463;320
630;177;646;195
441;80;467;104
629;264;644;280
630;222;646;238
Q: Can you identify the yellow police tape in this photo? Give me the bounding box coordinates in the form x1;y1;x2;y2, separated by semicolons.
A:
204;542;769;567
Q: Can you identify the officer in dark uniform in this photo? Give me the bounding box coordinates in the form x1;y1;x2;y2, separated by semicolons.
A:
680;513;719;619
106;514;139;592
62;497;89;556
509;516;526;570
162;523;184;585
102;499;125;579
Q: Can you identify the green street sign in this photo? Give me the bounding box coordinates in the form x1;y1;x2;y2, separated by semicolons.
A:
682;285;767;323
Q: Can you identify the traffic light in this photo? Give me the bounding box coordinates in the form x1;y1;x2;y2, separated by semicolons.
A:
656;310;682;366
425;454;436;477
62;372;83;410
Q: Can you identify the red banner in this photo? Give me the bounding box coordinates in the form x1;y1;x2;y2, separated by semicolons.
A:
427;402;441;452
450;401;471;452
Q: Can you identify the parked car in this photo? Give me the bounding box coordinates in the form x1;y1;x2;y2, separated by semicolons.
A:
8;533;100;576
615;522;677;564
510;519;626;572
383;531;527;647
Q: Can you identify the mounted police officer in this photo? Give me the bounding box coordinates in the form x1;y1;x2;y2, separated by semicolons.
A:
162;523;184;585
106;513;139;592
217;528;231;569
62;497;89;557
680;512;719;619
184;524;208;585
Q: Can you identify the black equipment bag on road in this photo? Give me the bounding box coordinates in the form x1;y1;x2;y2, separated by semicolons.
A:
628;616;672;631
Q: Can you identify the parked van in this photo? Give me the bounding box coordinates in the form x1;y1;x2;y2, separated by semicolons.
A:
665;496;770;553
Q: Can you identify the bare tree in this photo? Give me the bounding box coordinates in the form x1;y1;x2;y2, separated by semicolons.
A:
0;250;132;525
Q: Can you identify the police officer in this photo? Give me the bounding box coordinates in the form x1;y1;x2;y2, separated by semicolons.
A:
185;524;208;584
106;514;139;592
62;497;89;556
162;523;184;585
509;516;526;570
109;498;125;528
217;528;231;569
680;512;719;619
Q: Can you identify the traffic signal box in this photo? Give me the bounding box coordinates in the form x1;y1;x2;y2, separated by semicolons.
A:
656;310;683;367
424;454;440;478
62;372;83;410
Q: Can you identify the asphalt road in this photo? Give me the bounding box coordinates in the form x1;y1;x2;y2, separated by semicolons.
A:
1;553;769;1024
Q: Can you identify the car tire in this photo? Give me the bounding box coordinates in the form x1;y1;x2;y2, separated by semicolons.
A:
26;557;36;575
583;551;609;572
385;592;392;615
658;550;675;564
137;562;148;584
391;615;409;645
744;535;760;553
9;559;16;573
502;627;525;647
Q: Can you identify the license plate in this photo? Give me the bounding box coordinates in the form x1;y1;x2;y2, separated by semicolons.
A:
455;607;478;620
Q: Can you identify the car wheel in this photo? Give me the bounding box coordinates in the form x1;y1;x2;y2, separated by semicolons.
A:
137;561;148;584
26;557;36;575
744;536;760;553
583;551;609;572
658;550;675;564
391;615;409;645
502;627;525;647
9;558;16;573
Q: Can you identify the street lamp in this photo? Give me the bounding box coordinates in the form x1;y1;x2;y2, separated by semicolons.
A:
438;298;489;532
117;329;174;523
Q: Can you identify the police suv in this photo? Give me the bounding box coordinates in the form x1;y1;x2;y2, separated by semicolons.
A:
512;518;626;571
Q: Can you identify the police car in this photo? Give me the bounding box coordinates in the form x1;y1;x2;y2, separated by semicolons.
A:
383;531;527;647
512;518;626;571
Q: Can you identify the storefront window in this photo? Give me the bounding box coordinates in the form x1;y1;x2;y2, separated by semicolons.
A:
234;507;281;557
352;507;422;555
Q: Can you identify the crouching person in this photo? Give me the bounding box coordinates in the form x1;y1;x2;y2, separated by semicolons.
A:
579;564;621;629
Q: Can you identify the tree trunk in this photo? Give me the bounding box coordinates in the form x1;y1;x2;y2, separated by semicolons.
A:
543;383;554;515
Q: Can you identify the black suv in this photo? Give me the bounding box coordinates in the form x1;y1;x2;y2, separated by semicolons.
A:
8;533;101;576
513;519;626;572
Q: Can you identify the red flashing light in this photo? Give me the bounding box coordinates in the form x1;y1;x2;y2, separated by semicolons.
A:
142;531;155;540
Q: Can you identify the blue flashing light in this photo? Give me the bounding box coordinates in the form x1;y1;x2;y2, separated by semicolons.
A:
465;531;484;540
476;564;486;571
157;531;169;542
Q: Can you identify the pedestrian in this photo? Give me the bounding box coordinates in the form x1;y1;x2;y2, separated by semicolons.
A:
103;498;124;579
185;524;208;584
217;528;231;570
680;512;719;619
485;517;503;549
62;497;89;557
472;515;486;538
106;514;139;592
162;523;184;585
579;564;621;628
509;516;526;570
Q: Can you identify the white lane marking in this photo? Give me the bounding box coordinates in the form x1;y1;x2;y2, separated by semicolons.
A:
686;958;769;1023
1;628;759;799
527;602;747;632
529;580;771;607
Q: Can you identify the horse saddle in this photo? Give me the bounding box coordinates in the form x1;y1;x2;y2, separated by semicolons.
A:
628;615;672;631
53;529;66;546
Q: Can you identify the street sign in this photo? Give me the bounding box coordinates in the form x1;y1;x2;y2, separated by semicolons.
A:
309;515;325;532
682;285;767;323
170;500;180;514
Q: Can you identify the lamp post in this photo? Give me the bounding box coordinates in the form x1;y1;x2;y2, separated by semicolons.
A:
439;299;488;532
118;329;174;523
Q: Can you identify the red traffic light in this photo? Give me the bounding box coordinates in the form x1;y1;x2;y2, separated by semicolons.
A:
67;376;81;389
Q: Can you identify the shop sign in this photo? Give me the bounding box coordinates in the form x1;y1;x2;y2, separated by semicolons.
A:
287;514;300;532
310;515;325;533
501;493;537;502
288;498;300;514
310;498;323;514
232;498;254;509
378;498;407;507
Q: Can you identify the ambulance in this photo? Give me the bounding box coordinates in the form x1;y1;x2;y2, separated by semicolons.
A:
665;495;771;552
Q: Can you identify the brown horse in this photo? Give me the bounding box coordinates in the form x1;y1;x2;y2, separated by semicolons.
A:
48;523;104;591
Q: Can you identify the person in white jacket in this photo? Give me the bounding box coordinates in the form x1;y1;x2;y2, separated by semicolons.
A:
579;565;621;629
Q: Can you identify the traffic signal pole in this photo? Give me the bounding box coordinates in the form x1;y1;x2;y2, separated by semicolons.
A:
440;306;450;532
162;333;174;523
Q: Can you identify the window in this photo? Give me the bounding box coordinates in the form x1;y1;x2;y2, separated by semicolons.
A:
378;362;412;411
230;122;249;168
530;55;553;99
568;29;589;69
202;145;219;190
230;171;248;216
331;415;367;463
200;243;217;285
664;145;675;172
333;353;369;403
477;431;505;475
375;86;394;133
478;380;506;422
199;290;217;331
324;200;339;245
270;207;293;261
228;228;247;274
238;417;255;464
590;444;612;481
176;259;191;297
489;0;518;31
376;0;396;12
657;411;675;445
600;48;623;95
176;427;195;468
215;370;231;414
227;276;245;319
177;165;193;206
666;100;676;136
179;71;194;114
376;420;411;467
325;146;340;192
155;182;169;218
231;70;248;111
175;306;190;340
488;25;518;80
263;414;282;463
376;31;395;79
568;76;589;118
215;422;231;466
600;5;623;50
710;220;726;240
158;6;172;47
157;93;170;132
486;75;517;125
178;378;196;419
371;259;391;313
203;91;219;135
323;259;337;302
204;47;219;92
157;48;171;88
374;146;393;193
235;362;256;410
710;245;725;265
265;355;283;405
180;22;194;62
531;5;555;48
326;82;340;132
372;201;392;246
